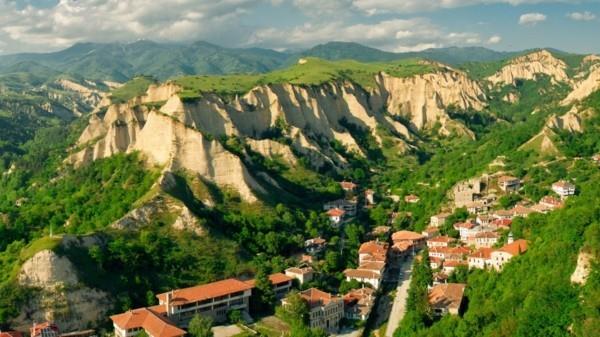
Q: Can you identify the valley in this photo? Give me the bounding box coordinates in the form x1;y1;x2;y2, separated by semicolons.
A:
0;42;598;337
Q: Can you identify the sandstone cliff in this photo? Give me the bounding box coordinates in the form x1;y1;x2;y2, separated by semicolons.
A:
13;247;111;332
571;251;593;285
70;69;486;201
562;65;600;105
487;50;570;86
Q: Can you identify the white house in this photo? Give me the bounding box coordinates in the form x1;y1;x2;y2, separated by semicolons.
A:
552;180;576;198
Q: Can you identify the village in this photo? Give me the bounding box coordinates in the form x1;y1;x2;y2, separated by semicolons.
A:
3;171;578;337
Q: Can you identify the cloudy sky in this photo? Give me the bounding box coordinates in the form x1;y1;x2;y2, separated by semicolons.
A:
0;0;599;55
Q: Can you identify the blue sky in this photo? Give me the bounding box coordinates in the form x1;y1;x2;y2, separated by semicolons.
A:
1;0;599;55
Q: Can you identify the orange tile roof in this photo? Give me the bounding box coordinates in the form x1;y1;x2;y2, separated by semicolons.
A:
156;278;253;305
475;231;499;239
499;239;528;256
343;287;375;306
359;241;389;254
491;218;512;228
392;230;425;242
286;267;313;275
299;288;340;308
552;180;574;189
340;181;358;190
469;247;494;259
428;283;466;310
443;260;467;267
30;323;59;337
344;268;381;280
327;208;346;217
110;308;185;337
454;221;476;229
358;261;385;272
391;241;414;252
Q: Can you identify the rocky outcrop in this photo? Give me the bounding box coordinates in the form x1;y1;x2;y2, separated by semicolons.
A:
55;79;107;107
172;206;204;236
546;107;584;133
571;251;593;285
562;65;600;105
70;69;486;201
487;50;570;86
14;248;111;332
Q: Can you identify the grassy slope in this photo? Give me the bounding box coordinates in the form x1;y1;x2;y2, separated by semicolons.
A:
109;75;157;103
174;57;437;99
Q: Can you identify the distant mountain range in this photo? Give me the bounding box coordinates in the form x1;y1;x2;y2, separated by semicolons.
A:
0;40;554;82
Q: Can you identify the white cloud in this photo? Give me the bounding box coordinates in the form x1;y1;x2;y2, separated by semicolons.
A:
248;18;483;52
567;11;596;21
0;0;263;53
487;35;502;44
519;12;547;25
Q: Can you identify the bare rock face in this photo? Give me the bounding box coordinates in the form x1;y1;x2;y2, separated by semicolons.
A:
545;107;584;133
14;249;111;332
487;50;570;86
571;251;593;285
18;250;78;288
562;65;600;105
172;206;204;236
69;69;486;201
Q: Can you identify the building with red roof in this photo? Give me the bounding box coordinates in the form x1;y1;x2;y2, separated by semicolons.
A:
30;323;60;337
491;239;528;270
392;231;426;246
343;287;376;321
284;288;344;333
111;308;185;337
429;283;466;316
468;248;494;269
358;240;389;264
427;236;455;248
0;331;23;337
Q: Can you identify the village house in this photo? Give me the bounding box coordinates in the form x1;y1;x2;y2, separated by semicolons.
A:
552;180;576;198
468;248;494;269
539;196;564;210
472;231;500;248
428;283;466;316
111;307;185;337
343;287;376;321
453;221;480;242
430;212;451;227
326;208;346;227
427;236;455;248
392;231;426;247
364;189;376;206
476;214;493;226
285;266;314;285
491;209;514;220
453;178;482;208
30;323;60;337
490;238;528;270
429;246;471;262
390;241;414;261
284;288;344;333
358;240;389;264
421;226;440;238
490;218;512;230
429;256;443;269
442;260;468;275
324;199;357;216
344;261;385;289
305;237;327;255
432;272;449;285
340;181;358;194
404;194;420;203
511;205;537;218
498;175;521;192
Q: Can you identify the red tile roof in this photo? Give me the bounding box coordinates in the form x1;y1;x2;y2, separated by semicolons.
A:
454;221;476;229
359;241;389;255
110;308;185;337
392;230;425;242
340;181;358;190
298;288;341;308
156;278;253;305
244;273;293;287
475;231;499;239
428;236;454;243
30;323;59;337
344;268;380;280
499;239;528;256
469;248;494;259
491;218;512;228
327;208;346;217
428;283;466;310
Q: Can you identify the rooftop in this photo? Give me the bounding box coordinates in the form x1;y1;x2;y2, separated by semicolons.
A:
392;230;425;242
156;278;253;306
285;266;313;275
552;180;575;189
244;273;293;287
428;283;466;310
298;288;341;308
498;239;528;256
327;208;346;217
110;308;185;337
344;268;381;280
469;247;494;259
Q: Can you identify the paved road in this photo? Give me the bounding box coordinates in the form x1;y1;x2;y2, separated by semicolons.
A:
385;257;414;337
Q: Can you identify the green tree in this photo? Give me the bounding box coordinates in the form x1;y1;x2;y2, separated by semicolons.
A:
254;267;276;313
188;314;214;337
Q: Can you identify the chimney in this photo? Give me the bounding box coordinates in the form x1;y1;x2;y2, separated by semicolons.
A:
165;290;173;316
